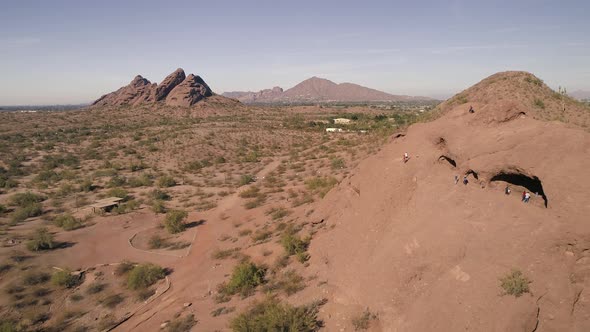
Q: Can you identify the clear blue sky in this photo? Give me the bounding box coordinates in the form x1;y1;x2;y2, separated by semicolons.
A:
1;0;589;105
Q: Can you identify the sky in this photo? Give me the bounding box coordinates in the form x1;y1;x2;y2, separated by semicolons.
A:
1;0;589;105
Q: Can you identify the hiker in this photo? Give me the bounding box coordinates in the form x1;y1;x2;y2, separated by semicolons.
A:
468;105;474;113
403;152;409;163
505;186;511;195
454;175;459;184
463;176;468;185
524;192;531;203
522;191;526;202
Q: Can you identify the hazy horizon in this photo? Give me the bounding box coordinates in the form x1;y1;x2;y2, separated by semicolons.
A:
1;0;589;105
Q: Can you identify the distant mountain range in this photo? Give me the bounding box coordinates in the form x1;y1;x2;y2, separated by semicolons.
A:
223;77;434;103
570;90;590;101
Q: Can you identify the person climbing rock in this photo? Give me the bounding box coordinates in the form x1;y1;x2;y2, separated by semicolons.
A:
505;186;511;195
454;175;459;184
463;176;468;185
469;105;475;113
403;152;409;163
522;191;526;202
524;192;531;203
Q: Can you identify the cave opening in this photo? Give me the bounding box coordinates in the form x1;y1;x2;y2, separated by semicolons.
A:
490;172;548;207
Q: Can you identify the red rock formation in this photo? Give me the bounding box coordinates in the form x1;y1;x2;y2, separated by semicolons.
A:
155;68;186;101
165;74;213;107
92;75;156;107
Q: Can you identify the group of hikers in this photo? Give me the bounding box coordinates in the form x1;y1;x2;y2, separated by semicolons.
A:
402;152;533;204
505;186;532;203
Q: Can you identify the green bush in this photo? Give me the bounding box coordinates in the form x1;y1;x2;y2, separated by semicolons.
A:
53;214;83;231
26;227;55;251
281;225;310;261
150;189;171;201
52;269;80;288
166;314;196;332
107;175;126;188
230;297;322;332
127;263;165;290
164;210;187;234
148;235;169;249
305;176;337;198
157;175;176;188
107;187;128;199
151;200;167;214
533;98;545;109
128;174;153;187
499;269;531;297
0;204;6;214
239;186;260;198
331;158;345;169
219;261;266;298
351;309;378;331
9;192;45;207
11;202;43;224
239;174;255;186
114;261;134;276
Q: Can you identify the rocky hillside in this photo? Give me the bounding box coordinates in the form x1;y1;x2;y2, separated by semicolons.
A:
434;71;590;129
303;70;590;330
223;77;433;103
92;68;215;107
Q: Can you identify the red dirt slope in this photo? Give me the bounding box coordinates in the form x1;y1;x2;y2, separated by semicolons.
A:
306;71;590;331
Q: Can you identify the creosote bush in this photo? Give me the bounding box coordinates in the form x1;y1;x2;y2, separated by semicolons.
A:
26;227;55;251
499;269;531;297
281;225;311;262
52;269;80;288
164;210;188;234
230;297;322;332
157;175;177;188
218;261;266;298
53;214;83;231
127;263;165;290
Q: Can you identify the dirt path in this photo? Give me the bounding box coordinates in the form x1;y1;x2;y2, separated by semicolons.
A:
115;157;286;331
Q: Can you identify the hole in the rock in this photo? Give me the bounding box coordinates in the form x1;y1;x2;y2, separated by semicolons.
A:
438;155;456;167
490;172;548;207
465;169;479;180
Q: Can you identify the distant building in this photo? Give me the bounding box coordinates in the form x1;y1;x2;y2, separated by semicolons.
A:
326;128;344;133
333;118;352;125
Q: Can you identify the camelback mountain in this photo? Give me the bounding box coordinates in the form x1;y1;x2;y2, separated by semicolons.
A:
301;71;590;331
223;77;433;103
92;68;226;107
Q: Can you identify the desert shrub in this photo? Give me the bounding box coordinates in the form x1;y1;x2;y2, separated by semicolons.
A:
53;214;83;231
251;230;272;243
525;75;543;86
11;203;43;224
351;309;378;331
51;269;80;288
128;174;153;187
112;199;140;215
99;293;124;308
86;282;107;294
230;297;322;332
239;186;260;198
238;229;252;237
305;176;337;198
212;248;239;260
148;235;169;249
107;187;128;199
266;207;291;220
239;174;255;186
164;210;188;234
9;192;45;207
114;261;134;276
0;320;18;332
211;306;235;317
166;314;196;332
127;263;165;290
499;269;531;297
151;200;167;214
26;227;55;251
331;158;345;169
264;270;305;296
533;98;545;109
137;288;155;301
79;179;95;192
214;156;226;164
150;189;171;200
107;175;126;188
218;261;266;298
0;204;6;214
70;294;83;302
281;225;310;260
24;271;50;285
244;194;267;209
157;175;176;188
